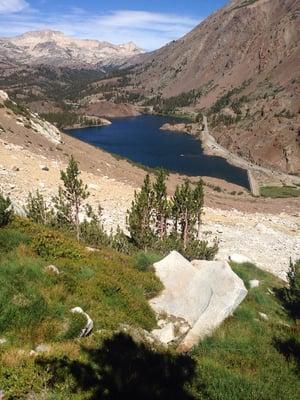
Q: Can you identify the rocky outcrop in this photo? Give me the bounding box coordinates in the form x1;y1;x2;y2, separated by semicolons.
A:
150;251;247;351
160;123;190;134
0;91;62;145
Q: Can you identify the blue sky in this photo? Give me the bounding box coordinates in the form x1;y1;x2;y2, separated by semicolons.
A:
0;0;228;50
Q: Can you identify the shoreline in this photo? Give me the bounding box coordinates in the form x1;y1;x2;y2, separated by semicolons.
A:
159;118;300;191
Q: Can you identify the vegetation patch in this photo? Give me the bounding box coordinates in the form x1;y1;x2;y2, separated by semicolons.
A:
260;186;300;198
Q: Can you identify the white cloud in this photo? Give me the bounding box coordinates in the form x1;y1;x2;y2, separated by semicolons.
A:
0;8;201;50
0;0;29;13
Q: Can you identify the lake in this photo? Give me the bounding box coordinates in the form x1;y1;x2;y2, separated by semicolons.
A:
67;115;249;189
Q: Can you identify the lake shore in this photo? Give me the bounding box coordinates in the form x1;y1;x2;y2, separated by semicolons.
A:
159;119;300;190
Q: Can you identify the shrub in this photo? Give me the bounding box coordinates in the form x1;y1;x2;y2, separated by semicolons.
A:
134;252;161;272
277;259;300;320
149;234;218;261
109;227;134;254
25;190;50;224
0;194;13;227
31;230;84;260
61;312;87;340
0;229;30;254
183;239;219;261
80;219;110;248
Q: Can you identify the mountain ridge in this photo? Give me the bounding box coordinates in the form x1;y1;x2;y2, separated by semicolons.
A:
128;0;300;174
0;30;145;68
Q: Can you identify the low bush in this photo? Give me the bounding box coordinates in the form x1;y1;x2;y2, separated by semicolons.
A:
276;259;300;320
31;229;85;260
133;252;161;272
0;228;30;254
61;312;88;340
0;194;13;227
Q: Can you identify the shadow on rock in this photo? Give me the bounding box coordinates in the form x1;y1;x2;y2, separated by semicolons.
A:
37;332;202;399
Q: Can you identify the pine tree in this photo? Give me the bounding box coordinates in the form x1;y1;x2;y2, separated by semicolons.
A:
127;174;154;249
0;193;13;227
53;156;89;241
193;179;204;238
25;190;49;225
171;180;194;249
153;169;169;239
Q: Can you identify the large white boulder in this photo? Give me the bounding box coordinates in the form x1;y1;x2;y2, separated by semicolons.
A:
150;251;247;352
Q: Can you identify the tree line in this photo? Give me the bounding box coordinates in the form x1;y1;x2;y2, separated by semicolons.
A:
2;157;218;260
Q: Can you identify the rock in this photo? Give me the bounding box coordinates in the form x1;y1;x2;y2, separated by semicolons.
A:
86;246;99;252
44;264;60;275
88;183;98;190
177;323;190;336
40;165;49;171
118;324;157;346
157;319;167;328
259;312;269;321
151;323;175;345
0;90;9;101
35;344;50;353
12;166;20;172
229;254;251;264
249;279;260;288
150;251;247;352
71;307;94;337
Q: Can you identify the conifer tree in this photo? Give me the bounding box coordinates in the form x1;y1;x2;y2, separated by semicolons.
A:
25;190;49;225
153;169;169;239
53;156;89;241
193;179;204;238
171;180;194;249
127;174;154;248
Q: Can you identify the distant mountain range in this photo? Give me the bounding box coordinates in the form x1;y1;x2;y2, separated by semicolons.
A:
0;30;145;68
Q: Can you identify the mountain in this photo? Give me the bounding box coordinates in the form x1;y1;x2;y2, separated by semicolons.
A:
0;30;145;68
131;0;300;174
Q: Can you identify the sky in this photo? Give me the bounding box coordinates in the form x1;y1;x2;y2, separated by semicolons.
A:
0;0;229;50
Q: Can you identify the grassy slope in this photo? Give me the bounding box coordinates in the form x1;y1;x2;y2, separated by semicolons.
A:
0;219;299;399
190;263;300;399
260;186;300;198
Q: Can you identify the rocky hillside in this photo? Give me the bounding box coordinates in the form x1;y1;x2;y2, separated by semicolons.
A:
131;0;300;174
0;90;61;145
0;30;144;69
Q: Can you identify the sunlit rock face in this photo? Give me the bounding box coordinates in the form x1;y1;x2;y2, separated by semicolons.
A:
150;251;247;351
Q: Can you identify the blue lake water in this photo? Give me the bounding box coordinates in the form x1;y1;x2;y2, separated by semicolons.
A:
67;115;249;189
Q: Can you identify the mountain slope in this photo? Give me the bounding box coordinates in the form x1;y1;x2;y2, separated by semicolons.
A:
0;30;144;69
132;0;300;174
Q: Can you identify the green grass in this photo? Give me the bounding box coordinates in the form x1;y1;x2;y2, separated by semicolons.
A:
0;219;162;343
0;220;299;399
189;262;300;400
260;185;300;198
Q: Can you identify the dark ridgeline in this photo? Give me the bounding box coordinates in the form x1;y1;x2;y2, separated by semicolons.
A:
68;115;250;189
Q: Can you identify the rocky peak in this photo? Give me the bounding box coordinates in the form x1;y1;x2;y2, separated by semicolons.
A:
1;30;145;68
